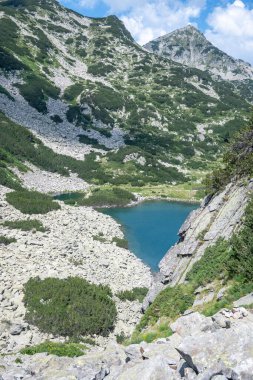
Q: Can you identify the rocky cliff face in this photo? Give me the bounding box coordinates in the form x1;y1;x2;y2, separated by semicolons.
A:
144;25;253;81
144;179;253;309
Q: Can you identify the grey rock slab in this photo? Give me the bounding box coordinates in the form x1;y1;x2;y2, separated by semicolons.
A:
177;320;253;377
9;324;26;336
233;293;253;307
118;355;180;380
170;312;213;337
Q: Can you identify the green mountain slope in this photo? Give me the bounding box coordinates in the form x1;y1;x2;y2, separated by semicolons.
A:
0;0;252;188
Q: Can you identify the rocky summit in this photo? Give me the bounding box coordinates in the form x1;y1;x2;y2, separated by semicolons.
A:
0;0;253;379
144;25;253;81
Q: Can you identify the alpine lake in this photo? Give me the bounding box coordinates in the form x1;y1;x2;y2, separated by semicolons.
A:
54;193;197;272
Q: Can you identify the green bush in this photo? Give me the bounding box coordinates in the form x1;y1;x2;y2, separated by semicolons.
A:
206;116;253;194
112;237;128;249
228;198;253;282
6;190;60;214
0;84;14;100
116;332;126;344
81;187;136;207
117;287;148;303
0;235;16;245
0;167;22;190
185;239;230;286
20;341;86;357
24;277;117;338
63;84;84;102
137;284;194;330
2;219;46;232
17;74;60;113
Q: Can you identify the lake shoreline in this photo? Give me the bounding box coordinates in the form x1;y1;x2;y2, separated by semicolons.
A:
103;200;198;271
92;195;200;209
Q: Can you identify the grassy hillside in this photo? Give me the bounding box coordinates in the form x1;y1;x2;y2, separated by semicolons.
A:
0;0;252;189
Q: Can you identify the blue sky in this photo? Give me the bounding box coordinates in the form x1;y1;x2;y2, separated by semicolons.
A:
59;0;253;64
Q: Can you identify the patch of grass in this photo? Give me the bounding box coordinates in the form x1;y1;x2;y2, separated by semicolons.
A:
80;187;136;207
93;234;107;243
116;287;149;303
185;239;230;286
129;321;173;344
20;341;86;358
116;332;126;344
205;116;253;194
2;219;46;232
0;235;16;245
6;190;60;214
137;284;195;331
112;237;128;249
24;277;117;338
202;282;253;316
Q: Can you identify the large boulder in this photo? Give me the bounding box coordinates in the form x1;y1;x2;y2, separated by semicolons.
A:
170;312;213;337
117;355;180;380
177;319;253;378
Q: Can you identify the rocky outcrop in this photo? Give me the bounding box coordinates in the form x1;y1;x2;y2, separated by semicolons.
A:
144;180;253;309
0;307;252;379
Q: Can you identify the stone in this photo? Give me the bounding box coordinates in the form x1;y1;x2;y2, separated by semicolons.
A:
9;324;25;336
177;320;253;377
124;344;146;362
233;293;253;307
211;314;231;329
170;312;213;337
118;355;180;380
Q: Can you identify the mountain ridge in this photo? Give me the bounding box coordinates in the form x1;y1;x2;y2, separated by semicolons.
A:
0;0;252;191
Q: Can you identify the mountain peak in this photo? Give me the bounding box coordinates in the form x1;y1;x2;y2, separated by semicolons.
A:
144;25;253;81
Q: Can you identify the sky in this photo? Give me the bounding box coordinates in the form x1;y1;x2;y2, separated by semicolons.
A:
59;0;253;64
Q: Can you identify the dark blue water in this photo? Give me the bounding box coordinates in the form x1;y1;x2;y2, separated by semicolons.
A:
102;201;197;272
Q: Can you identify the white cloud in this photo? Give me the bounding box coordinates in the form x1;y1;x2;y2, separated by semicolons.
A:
205;1;253;64
67;0;205;45
121;0;205;45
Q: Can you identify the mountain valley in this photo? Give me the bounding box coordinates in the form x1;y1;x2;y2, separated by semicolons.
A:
0;0;253;379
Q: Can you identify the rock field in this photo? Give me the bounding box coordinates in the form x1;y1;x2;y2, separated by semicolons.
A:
0;184;152;354
0;307;252;379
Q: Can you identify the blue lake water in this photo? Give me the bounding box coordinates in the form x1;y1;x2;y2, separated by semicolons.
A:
102;201;197;272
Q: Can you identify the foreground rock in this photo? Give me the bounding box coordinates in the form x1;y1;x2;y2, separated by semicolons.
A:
0;308;252;379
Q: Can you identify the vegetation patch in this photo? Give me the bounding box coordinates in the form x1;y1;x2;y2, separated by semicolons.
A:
205;116;253;194
24;277;117;338
112;237;128;249
6;190;60;214
16;73;60;113
80;187;136;207
0;84;14;100
20;341;86;358
116;287;148;303
0;235;16;245
2;219;46;232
